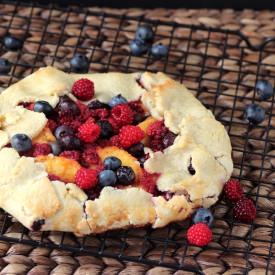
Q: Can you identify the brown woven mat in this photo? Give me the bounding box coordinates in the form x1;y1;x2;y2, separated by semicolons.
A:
0;2;275;274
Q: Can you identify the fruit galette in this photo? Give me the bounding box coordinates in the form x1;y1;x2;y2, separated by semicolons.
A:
0;66;233;235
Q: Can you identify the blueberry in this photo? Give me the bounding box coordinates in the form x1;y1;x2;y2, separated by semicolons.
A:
135;24;154;42
4;36;23;51
0;58;11;74
54;125;74;139
33;101;54;117
11;133;32;153
57;97;79;116
104;156;122;171
108;94;127;108
50;142;62;156
70;53;89;73
255;80;274;100
88;99;110;110
116;166;135;185
244;104;265;125
133;113;146;125
130;39;149;56
99;170;117;187
128;143;144;158
97;120;113;139
162;132;177;148
193;208;214;227
150;43;168;59
59;135;81;150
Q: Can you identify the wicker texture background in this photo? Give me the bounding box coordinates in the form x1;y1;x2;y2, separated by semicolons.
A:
0;2;275;274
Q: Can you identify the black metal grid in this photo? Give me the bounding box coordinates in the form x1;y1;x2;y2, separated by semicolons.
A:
0;1;275;273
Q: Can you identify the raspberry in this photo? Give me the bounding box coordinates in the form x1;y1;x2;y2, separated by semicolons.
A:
76;101;93;122
140;171;159;194
128;99;145;114
108;117;120;134
150;137;164;152
72;78;94;101
147;120;167;138
187;223;212;247
81;147;100;166
90;108;109;120
233;198;256;223
60;150;80;161
47;119;57;132
48;174;61;181
111;104;134;126
75;168;98;190
32;143;52;157
78;118;101;143
224;179;244;203
110;135;122;148
119;125;145;148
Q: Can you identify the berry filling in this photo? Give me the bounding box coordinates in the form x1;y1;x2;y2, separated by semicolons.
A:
16;80;179;199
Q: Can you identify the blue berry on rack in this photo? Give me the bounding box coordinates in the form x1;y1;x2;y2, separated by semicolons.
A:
34;101;54;117
193;208;214;227
0;58;11;73
151;43;168;59
130;39;149;56
70;53;89;73
11;133;32;153
135;24;154;42
99;170;117;187
245;103;265;125
4;36;23;51
255;80;274;100
109;94;127;108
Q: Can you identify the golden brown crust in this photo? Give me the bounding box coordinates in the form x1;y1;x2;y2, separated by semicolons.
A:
0;66;233;235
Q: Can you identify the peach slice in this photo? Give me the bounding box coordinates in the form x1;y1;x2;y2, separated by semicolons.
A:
137;116;157;145
33;127;56;144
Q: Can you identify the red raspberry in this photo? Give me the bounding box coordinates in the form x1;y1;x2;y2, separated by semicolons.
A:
24;102;34;111
187;223;212;247
76;101;93;122
119;125;145;148
72;78;94;101
224;179;244;203
81;147;100;166
47;119;57;132
110;135;122;148
128;99;145;114
233;198;256;223
140;171;159;194
78;118;101;143
90;108;109;120
75;168;98;190
48;174;61;181
32;143;52;157
147;120;167;138
150;137;164;152
108;117;120;134
60;150;80;161
111;104;134;126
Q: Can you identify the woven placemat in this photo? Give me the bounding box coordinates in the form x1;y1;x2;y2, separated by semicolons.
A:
0;2;275;274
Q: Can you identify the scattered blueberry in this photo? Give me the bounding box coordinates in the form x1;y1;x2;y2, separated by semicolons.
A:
97;120;113;139
33;101;54;117
150;43;168;59
130;39;149;56
109;94;127;108
59;135;81;150
11;133;32;153
255;80;274;100
99;170;117;187
50;142;62;156
0;58;11;74
193;208;214;227
104;156;122;171
116;166;135;185
133;113;146;125
88;99;110;110
57;96;79;116
128;142;144;158
135;24;154;42
54;125;74;139
4;36;23;51
244;104;265;125
70;53;89;73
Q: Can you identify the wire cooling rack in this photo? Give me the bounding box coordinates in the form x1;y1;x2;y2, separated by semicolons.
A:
0;1;274;274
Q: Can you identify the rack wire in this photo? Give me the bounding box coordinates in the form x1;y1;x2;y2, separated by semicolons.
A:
0;1;274;273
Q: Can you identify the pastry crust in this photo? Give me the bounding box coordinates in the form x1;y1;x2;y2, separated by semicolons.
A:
0;66;233;235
